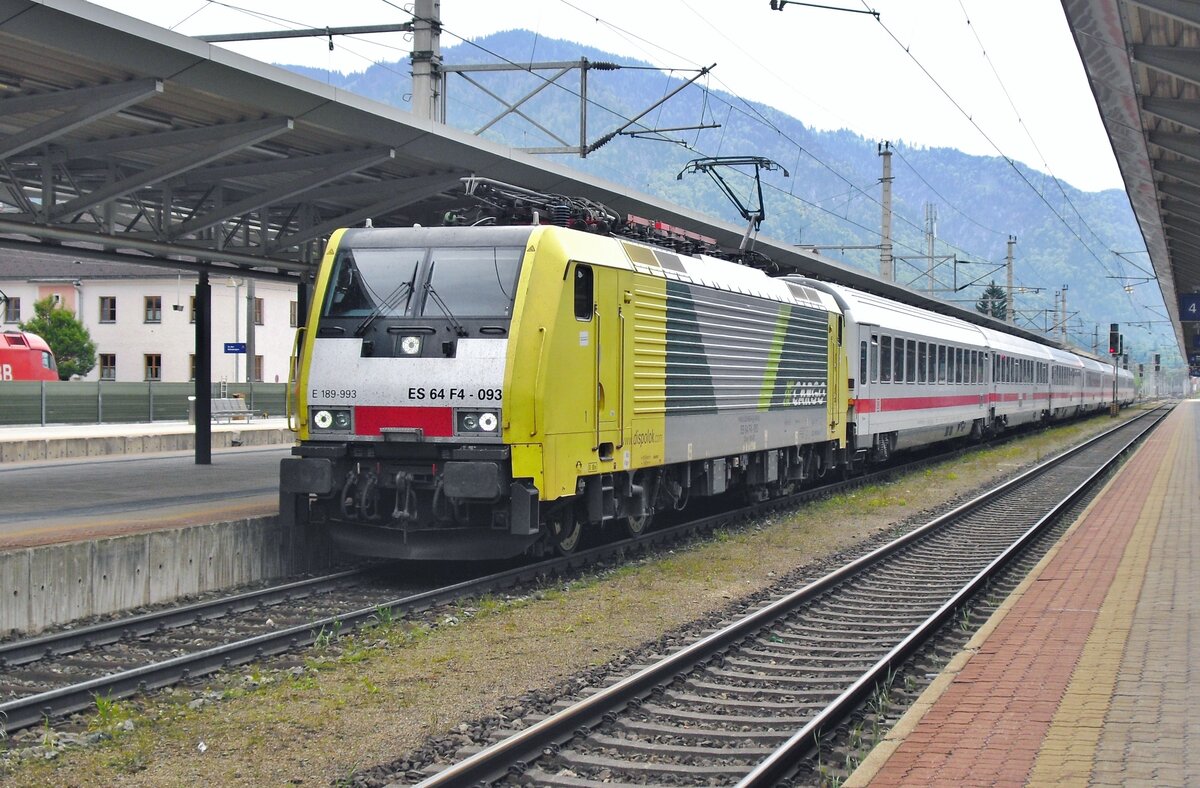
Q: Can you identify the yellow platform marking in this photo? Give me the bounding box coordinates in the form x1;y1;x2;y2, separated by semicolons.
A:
1027;422;1181;786
845;415;1167;788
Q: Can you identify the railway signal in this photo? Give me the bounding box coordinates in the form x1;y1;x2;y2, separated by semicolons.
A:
1108;323;1120;355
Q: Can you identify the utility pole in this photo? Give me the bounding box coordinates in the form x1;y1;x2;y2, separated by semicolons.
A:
1061;284;1068;343
1052;290;1059;335
924;203;937;294
879;142;893;282
1006;235;1016;325
411;0;443;122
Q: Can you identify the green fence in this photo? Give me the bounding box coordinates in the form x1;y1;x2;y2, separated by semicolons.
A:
0;382;287;426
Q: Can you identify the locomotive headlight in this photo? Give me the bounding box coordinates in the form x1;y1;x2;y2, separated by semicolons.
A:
456;409;500;434
312;408;351;431
400;335;422;355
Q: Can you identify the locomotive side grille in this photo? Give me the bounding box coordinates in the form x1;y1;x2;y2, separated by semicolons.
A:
635;280;829;416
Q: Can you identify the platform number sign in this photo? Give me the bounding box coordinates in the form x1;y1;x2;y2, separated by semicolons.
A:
1181;294;1200;321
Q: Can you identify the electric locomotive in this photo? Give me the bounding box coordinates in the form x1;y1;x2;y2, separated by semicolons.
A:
0;330;58;381
281;206;849;559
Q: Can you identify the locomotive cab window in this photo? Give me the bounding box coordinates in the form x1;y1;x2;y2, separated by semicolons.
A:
424;246;523;318
574;264;593;321
323;247;421;318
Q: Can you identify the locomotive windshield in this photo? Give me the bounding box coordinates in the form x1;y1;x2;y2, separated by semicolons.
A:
421;247;523;318
322;245;523;320
323;248;421;318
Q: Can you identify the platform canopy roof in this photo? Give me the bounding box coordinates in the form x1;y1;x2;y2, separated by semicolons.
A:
1062;0;1200;360
0;0;1067;347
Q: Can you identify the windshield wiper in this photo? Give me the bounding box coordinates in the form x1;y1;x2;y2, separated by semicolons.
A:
423;282;468;337
354;280;412;337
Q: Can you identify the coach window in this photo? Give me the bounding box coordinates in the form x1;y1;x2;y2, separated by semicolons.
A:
859;340;868;386
906;339;916;383
873;331;883;381
948;346;956;383
937;345;946;383
952;348;960;383
917;341;927;383
574;264;593;320
880;335;892;382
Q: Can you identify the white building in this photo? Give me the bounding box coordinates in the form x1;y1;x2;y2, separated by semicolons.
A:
0;250;301;383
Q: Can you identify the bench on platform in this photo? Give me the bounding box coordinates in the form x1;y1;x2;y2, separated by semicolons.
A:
211;397;254;423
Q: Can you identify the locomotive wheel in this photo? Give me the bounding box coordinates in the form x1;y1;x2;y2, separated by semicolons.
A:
549;509;583;554
624;513;652;538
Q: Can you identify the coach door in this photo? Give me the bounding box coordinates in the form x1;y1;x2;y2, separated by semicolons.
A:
855;327;878;435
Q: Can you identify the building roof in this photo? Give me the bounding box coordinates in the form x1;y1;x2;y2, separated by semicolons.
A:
1062;0;1200;361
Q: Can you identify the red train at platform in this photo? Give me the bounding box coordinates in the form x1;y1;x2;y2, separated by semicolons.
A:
0;330;59;381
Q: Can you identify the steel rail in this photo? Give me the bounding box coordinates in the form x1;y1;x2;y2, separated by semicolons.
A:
413;406;1166;787
737;404;1169;785
0;410;1142;734
0;569;367;668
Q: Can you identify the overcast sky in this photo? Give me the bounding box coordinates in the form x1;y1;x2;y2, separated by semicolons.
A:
91;0;1122;193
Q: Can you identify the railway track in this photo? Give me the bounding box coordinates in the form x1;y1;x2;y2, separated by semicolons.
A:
0;411;1146;738
407;406;1168;787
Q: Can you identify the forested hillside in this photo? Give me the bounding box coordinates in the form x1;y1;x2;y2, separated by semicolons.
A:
285;30;1167;360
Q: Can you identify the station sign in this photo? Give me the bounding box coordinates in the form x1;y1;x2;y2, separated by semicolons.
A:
223;342;247;354
1181;294;1200;320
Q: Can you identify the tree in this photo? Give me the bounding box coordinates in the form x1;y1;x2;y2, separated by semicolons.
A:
20;297;96;380
976;281;1008;320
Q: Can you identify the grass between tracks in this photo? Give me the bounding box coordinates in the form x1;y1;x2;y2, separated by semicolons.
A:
0;411;1143;787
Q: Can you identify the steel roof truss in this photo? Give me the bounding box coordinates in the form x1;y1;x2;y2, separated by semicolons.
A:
1129;0;1200;28
48;118;295;221
56;116;292;162
1156;160;1200;189
1149;131;1200;162
0;79;163;161
1132;45;1200;86
275;173;462;251
183;146;392;186
1159;179;1200;209
170;148;395;239
1142;96;1200;133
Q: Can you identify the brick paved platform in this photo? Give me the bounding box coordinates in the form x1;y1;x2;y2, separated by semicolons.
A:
848;401;1199;787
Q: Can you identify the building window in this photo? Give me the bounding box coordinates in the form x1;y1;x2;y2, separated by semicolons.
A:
189;354;196;381
253;297;264;326
190;295;197;324
99;296;117;323
3;297;19;323
144;295;162;323
144;353;161;381
99;353;116;381
289;300;298;328
254;354;264;382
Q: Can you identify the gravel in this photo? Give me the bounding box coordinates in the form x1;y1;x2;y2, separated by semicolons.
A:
0;415;1137;787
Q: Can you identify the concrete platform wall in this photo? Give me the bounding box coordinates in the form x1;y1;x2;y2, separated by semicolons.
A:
0;426;292;463
0;516;339;636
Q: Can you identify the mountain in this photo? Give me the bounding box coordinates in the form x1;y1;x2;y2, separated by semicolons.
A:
282;31;1166;363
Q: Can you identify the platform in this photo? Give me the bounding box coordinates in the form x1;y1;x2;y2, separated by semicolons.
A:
0;417;292;463
849;401;1198;786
